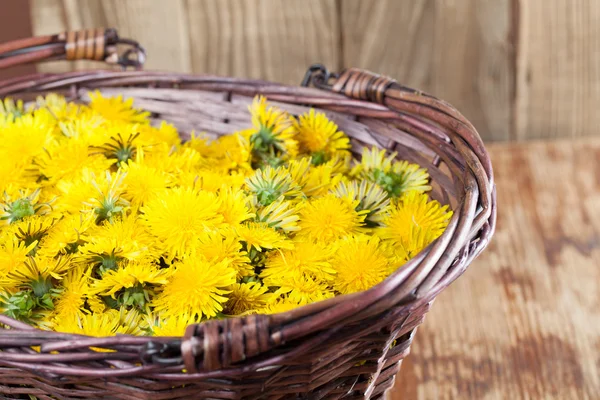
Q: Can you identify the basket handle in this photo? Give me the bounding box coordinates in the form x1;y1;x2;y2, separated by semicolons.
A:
0;28;145;71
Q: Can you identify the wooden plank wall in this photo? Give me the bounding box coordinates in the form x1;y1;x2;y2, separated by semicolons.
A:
23;0;600;142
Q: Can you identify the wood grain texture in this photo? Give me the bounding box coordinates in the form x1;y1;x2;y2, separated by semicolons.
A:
389;138;600;399
514;0;600;140
29;0;340;85
340;0;515;142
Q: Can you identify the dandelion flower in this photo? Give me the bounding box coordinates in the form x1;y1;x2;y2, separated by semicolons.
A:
331;179;390;226
141;187;223;257
297;194;367;242
353;147;430;196
144;312;199;337
246;166;302;206
52;266;90;321
121;150;172;205
224;282;272;315
378;191;452;247
53;308;141;337
153;255;236;319
0;188;53;225
273;274;334;306
294;109;350;163
235;222;293;252
193;232;252;279
262;240;335;284
255;197;301;233
248;96;298;162
216;187;255;227
88;91;150;124
90;260;169;308
331;235;391;294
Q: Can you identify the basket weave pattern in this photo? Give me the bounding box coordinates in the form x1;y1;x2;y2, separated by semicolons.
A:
0;30;496;399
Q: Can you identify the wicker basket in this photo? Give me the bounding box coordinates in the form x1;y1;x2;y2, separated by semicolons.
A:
0;29;496;399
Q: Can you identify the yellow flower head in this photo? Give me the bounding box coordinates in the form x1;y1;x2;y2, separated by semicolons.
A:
90;260;169;300
297;194;367;242
216;186;255;227
192;231;252;279
262;240;336;284
255;197;301;233
246;165;302;206
144;312;199;337
294;109;350;162
235;222;293;252
121;150;172;205
53;308;141;338
88;91;150;124
331;235;391;294
0;235;38;277
259;298;299;315
0;188;53;226
353;147;431;197
141;187;223;258
52;266;90;321
0;97;25;118
153;254;236;319
78;213;157;274
224;282;272;315
378;191;452;248
38;213;95;257
249;96;298;159
331;179;390;226
273;274;334;306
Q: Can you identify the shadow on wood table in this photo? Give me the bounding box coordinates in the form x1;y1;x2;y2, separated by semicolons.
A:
388;138;600;399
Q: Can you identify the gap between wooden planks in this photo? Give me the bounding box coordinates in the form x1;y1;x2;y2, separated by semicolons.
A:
388;137;600;400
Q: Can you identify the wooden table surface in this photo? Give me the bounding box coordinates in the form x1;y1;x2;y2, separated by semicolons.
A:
388;138;600;399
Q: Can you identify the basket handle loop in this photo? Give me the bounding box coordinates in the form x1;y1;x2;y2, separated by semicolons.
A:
180;314;277;372
0;28;145;71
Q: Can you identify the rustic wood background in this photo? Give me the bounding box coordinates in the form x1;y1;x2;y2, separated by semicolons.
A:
0;0;599;142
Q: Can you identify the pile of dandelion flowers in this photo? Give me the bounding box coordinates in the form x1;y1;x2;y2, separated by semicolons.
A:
152;254;236;319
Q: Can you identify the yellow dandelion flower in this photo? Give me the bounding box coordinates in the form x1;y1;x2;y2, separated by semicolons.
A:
331;179;390;226
144;312;199;337
259;298;299;315
301;155;348;197
378;191;452;247
216;187;255;227
262;240;336;284
153;254;236;319
224;282;272;315
235;222;293;252
121;150;172;205
141;187;223;257
0;188;53;225
53;308;141;337
352;147;431;196
7;255;73;285
77;170;130;224
0;235;38;277
88;91;150;124
255;196;301;233
38;139;114;183
138;121;181;147
249;96;298;159
52;266;90;320
273;274;334;306
192;232;252;279
38;213;95;257
10;215;57;255
294;109;350;162
90;260;169;308
78;213;158;274
331;235;391;294
246;165;302;206
297;194;367;242
35;93;79;121
0;109;55;165
0;97;25;118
